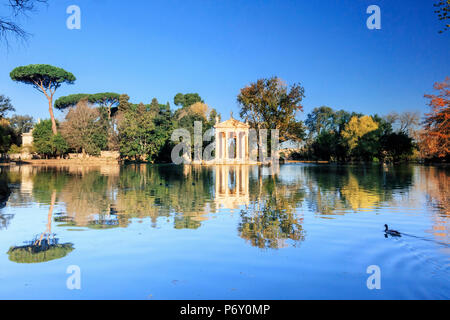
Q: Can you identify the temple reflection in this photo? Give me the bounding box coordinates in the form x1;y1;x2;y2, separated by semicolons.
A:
214;165;250;210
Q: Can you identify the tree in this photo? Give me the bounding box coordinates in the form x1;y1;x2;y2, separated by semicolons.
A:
55;92;120;150
118;94;131;113
54;94;90;110
434;0;450;33
0;0;48;43
342;115;379;150
311;131;339;161
305;106;335;137
173;101;219;160
89;93;120;119
10;64;76;135
32;120;68;157
60;99;108;155
420;77;450;159
56;93;120;120
237;77;305;142
385;111;420;137
118;103;159;161
8;114;34;133
0;118;15;153
0;95;15;118
152;99;176;163
174;93;203;109
381;132;415;163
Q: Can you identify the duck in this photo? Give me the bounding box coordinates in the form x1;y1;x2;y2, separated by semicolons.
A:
384;224;401;237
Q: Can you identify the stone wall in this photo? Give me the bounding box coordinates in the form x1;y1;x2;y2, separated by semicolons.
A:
67;151;120;160
8;153;34;160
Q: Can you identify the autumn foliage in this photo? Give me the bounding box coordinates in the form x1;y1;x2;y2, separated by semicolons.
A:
420;77;450;159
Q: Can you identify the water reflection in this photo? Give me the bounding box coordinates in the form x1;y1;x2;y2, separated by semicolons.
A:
7;190;74;264
1;164;449;251
304;165;414;215
215;165;250;210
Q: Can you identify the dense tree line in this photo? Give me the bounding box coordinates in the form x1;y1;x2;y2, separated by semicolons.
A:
24;92;217;162
296;107;417;163
2;64;449;163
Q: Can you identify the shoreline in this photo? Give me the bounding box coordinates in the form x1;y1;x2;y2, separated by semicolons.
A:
0;159;448;167
0;159;121;166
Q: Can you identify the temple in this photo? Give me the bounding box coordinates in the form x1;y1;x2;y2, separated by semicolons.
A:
213;114;256;165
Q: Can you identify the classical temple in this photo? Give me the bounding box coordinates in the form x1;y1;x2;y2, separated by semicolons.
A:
213;114;256;165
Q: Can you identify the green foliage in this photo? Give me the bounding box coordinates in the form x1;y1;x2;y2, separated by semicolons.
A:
118;94;131;112
381;132;415;163
303;107;416;163
0;119;18;154
174;93;203;108
54;93;90;110
305;106;335;137
7;144;22;154
10;64;76;89
0;95;15;118
119;102;168;161
10;64;76;135
7;243;74;264
8;114;34;134
32;120;68;157
0;123;12;153
55;92;120;114
237;77;305;142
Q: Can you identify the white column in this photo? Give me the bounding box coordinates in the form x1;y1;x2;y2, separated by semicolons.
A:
244;131;248;161
224;131;228;160
221;131;224;160
236;131;241;160
215;130;220;161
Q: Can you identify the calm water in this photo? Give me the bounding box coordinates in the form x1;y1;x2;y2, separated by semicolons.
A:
0;164;448;300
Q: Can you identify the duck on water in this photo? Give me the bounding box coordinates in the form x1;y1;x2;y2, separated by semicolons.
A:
384;224;401;237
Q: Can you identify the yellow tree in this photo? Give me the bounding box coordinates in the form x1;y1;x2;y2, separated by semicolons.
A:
341;115;379;150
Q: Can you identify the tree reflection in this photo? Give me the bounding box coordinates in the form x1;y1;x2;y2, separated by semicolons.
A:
7;190;74;264
238;167;306;249
2;163;446;252
0;169;12;230
304;165;414;215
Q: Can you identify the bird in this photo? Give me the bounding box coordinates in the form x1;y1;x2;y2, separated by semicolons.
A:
384;224;401;237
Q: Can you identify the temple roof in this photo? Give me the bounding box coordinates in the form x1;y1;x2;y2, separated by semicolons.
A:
215;117;249;129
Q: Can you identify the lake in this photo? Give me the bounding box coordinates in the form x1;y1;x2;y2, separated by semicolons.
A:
0;164;448;299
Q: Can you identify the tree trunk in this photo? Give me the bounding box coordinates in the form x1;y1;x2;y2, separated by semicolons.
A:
48;98;57;135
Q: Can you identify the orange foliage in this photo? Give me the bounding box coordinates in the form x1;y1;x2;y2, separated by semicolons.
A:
420;77;450;159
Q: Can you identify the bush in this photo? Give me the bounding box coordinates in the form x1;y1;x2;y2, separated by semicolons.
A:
33;120;68;157
7;144;22;154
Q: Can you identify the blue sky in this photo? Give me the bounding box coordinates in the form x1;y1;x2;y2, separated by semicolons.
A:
0;0;449;122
